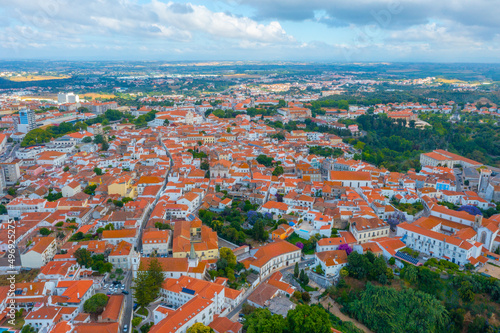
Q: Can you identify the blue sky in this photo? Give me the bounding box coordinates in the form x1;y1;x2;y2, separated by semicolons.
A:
0;0;499;62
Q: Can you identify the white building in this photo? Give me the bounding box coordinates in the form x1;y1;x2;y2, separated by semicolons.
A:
397;222;483;266
21;237;57;269
142;229;170;256
58;92;80;104
315;250;348;277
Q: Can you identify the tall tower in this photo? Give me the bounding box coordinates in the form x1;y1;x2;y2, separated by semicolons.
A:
17;108;36;133
478;168;492;195
188;240;198;268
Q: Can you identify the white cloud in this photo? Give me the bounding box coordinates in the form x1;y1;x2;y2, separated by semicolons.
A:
0;0;293;45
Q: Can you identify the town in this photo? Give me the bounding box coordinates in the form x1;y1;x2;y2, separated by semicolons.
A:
0;64;499;333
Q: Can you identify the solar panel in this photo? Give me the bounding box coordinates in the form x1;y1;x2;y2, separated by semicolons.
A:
181;287;196;295
395;251;419;265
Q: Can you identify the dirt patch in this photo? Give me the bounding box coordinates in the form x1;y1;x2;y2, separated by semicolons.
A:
320;297;374;333
8;75;70;82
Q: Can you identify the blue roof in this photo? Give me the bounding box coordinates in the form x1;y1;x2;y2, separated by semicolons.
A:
288;222;295;226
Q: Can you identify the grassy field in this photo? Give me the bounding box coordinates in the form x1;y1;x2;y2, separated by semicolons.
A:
7;75;70;82
286;233;315;255
81;93;116;99
436;78;467;84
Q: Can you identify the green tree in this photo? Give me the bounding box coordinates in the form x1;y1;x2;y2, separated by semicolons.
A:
302;291;311;302
0;204;7;215
200;160;210;171
63;166;70;172
272;165;284;177
458;280;475;303
294;262;299;278
147;257;165;299
187;323;214;333
404;265;418;284
21;325;37;333
244;308;287;333
83;293;108;317
83;184;97;195
132;270;155;309
346;283;448;333
39;228;52;236
113;200;123;207
74;248;93;268
468;316;487;333
132;317;143;327
219;247;237;268
256;154;274;167
94;167;103;175
287;305;331;333
346;251;371;279
252;220;268;242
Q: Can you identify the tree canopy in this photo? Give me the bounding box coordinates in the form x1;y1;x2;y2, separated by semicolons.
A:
83;293;108;316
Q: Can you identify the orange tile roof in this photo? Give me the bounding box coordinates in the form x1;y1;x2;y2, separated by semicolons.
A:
316;250;348;266
149;296;212;333
29;236;56;254
102;229;136;239
100;295;123;321
330;171;371;181
243;240;300;269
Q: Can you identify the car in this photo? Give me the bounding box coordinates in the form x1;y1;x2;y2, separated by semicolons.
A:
103;284;108;289
122;290;129;295
239;313;244;318
121;285;125;290
123;324;128;332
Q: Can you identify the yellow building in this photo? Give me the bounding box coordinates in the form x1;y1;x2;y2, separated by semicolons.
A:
108;175;137;198
202;135;216;144
172;220;219;260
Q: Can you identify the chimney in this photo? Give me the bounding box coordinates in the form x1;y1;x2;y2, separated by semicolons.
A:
77;292;80;299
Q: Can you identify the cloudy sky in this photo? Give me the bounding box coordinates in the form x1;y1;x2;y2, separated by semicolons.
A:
0;0;499;62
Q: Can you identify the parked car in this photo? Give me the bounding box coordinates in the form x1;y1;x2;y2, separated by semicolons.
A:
122;290;129;295
123;324;128;332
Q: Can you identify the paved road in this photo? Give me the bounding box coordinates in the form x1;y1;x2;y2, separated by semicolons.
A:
0;143;19;162
128;140;173;329
121;271;133;332
225;258;315;320
454;168;463;192
94;271;133;332
137;141;172;253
